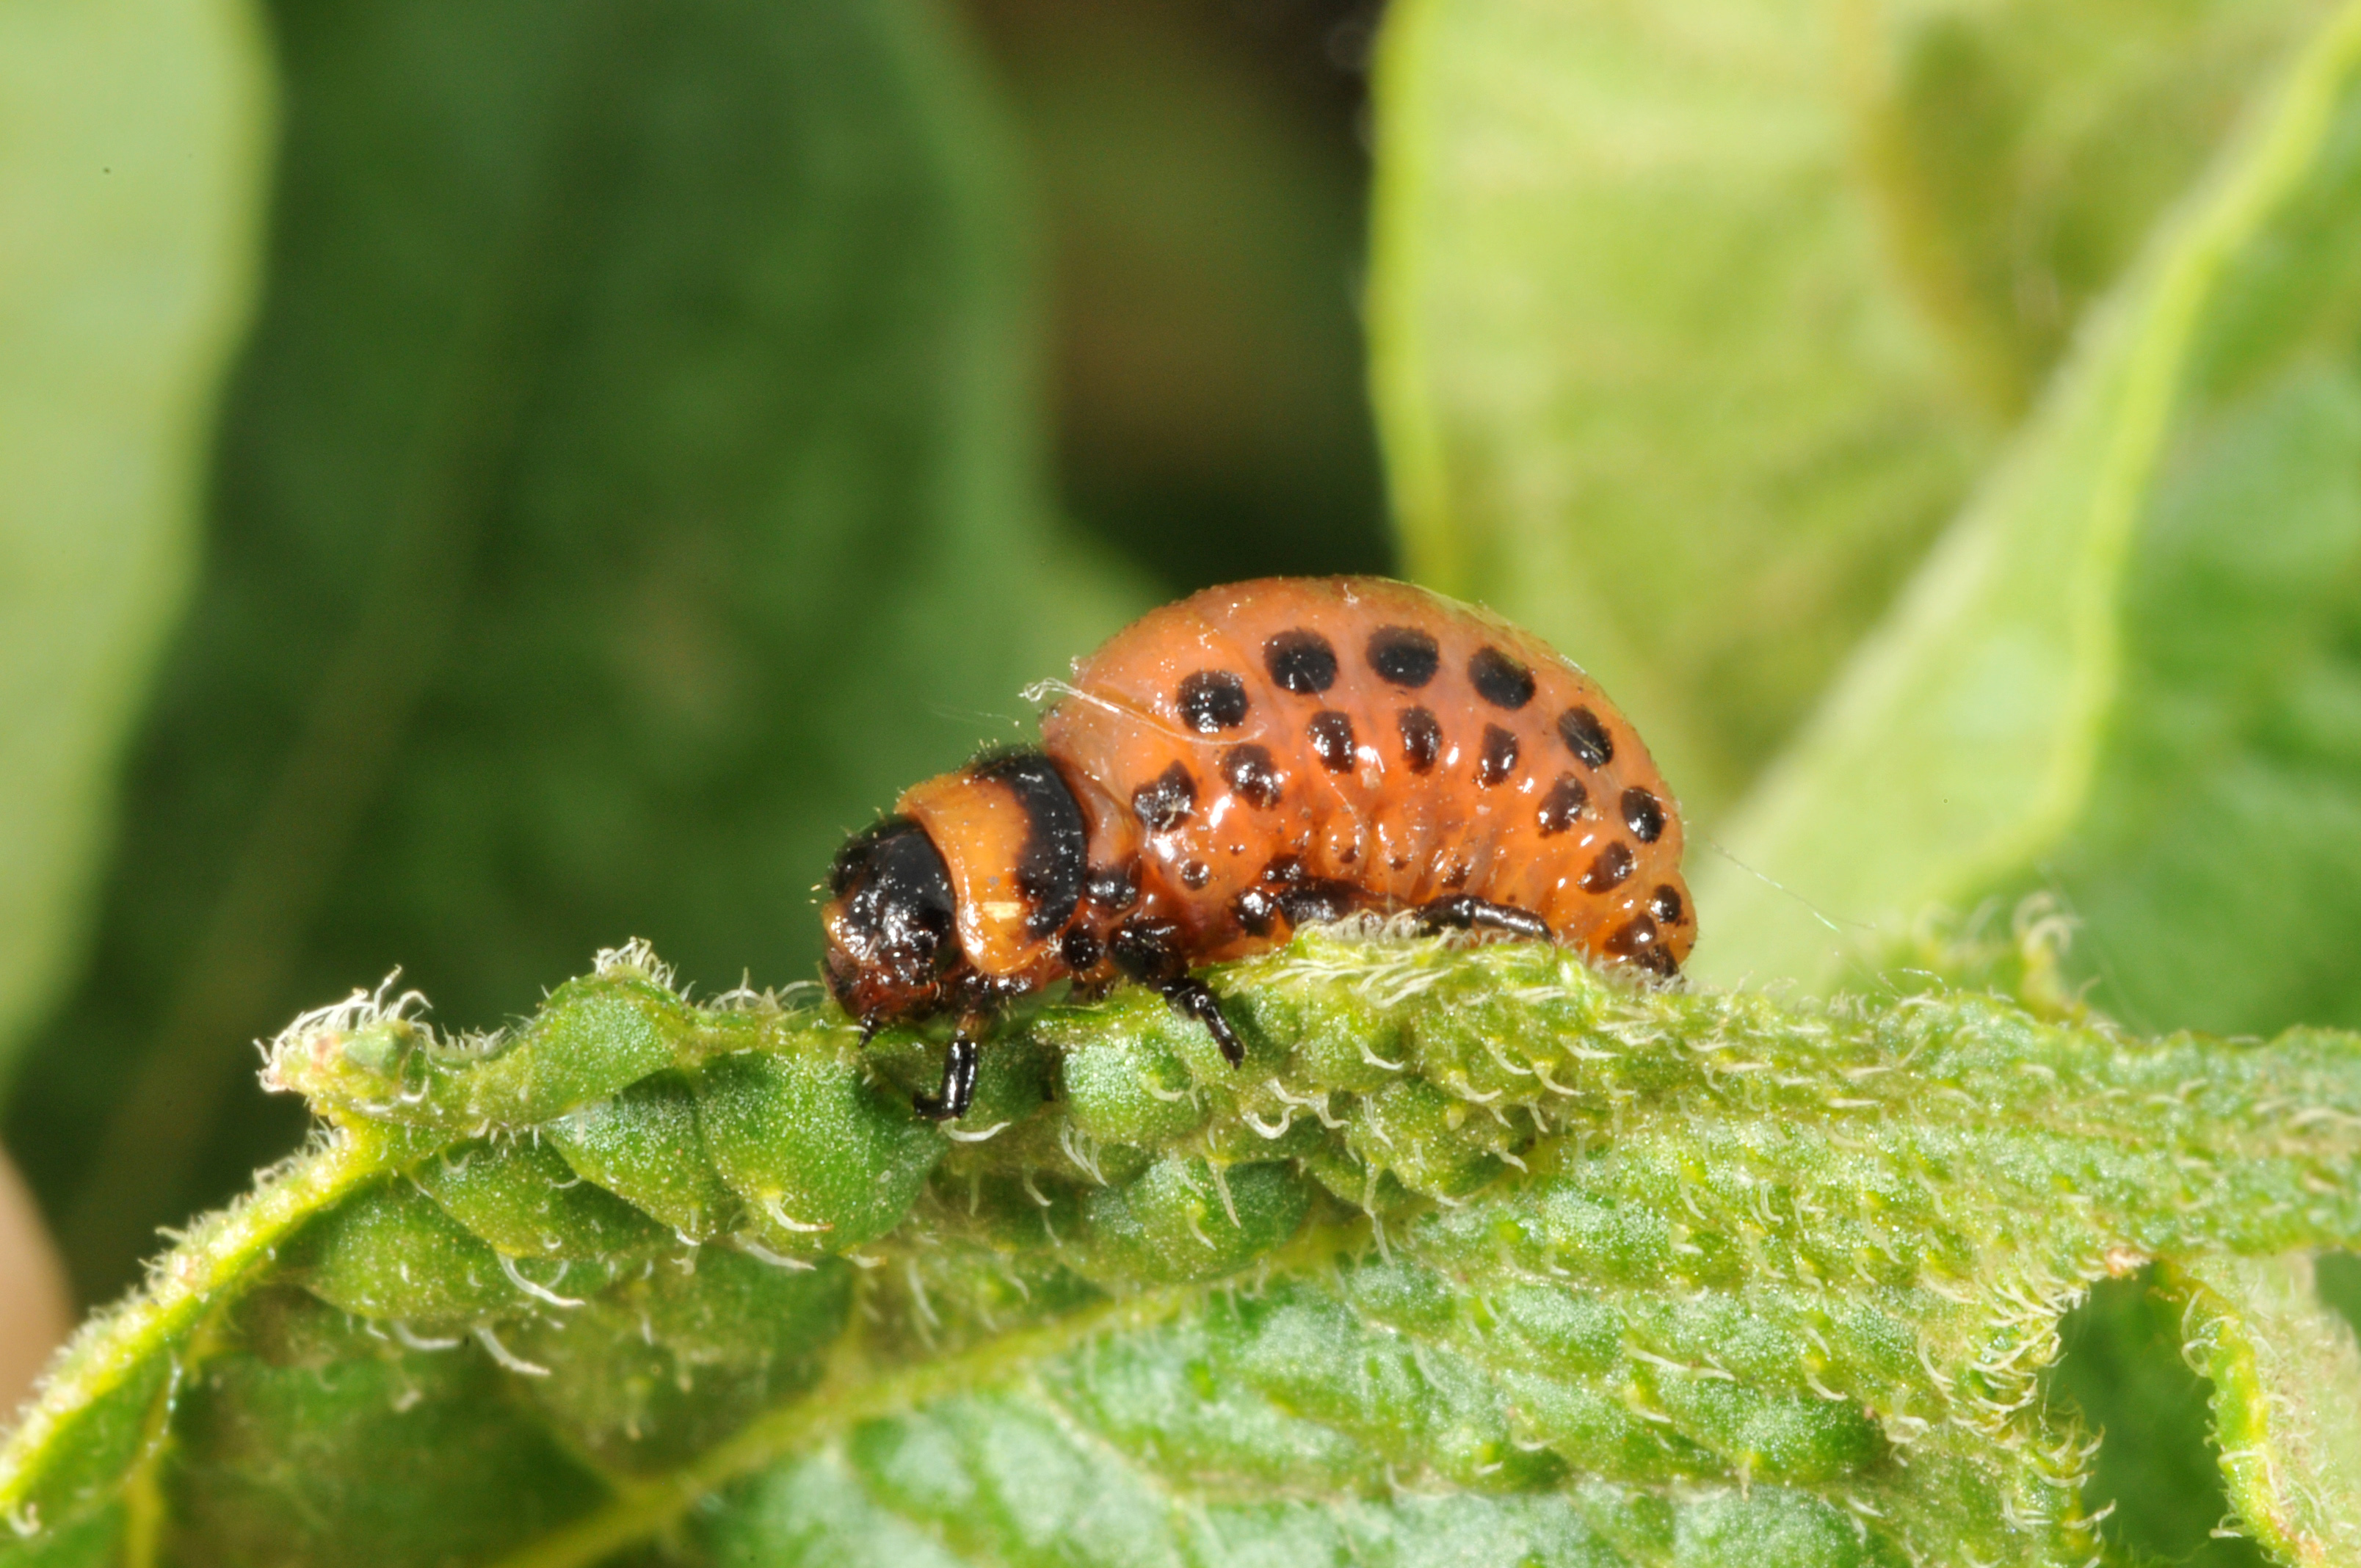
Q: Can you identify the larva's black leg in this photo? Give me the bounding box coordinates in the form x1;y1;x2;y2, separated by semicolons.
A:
1413;895;1553;943
1110;918;1245;1067
1163;976;1245;1067
913;1029;980;1121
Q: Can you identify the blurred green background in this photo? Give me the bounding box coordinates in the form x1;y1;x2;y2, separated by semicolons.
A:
2;0;1387;1303
16;0;2361;1555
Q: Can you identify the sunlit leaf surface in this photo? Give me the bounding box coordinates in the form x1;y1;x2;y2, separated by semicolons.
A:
1702;0;2361;1044
1369;0;2322;821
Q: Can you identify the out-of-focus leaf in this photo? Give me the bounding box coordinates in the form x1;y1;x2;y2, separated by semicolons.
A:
1700;1;2361;1039
973;0;1391;589
1367;0;2321;821
0;0;272;1074
6;0;1143;1302
10;936;2361;1564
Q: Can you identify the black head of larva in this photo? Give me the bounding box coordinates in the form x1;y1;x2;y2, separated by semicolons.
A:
822;816;960;1023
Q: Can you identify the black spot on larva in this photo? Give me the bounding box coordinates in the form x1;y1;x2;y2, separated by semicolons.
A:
1086;864;1139;911
1603;912;1664;968
1537;772;1588;835
1308;710;1357;772
1367;625;1440;687
1558;706;1613;768
1580;841;1635;893
1437;854;1473;890
1469;646;1536;710
1397;706;1442;772
1180;859;1212;890
971;750;1087;937
1177;669;1249;733
1233;887;1280;937
1059;927;1103;971
1622;785;1664;843
1650;885;1685;925
1221;744;1284;807
1262;854;1305;886
1476;724;1519;786
1264;628;1338;694
1131;763;1197;832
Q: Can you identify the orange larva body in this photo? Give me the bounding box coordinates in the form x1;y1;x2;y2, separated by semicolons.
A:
1042;576;1691;970
821;577;1690;1117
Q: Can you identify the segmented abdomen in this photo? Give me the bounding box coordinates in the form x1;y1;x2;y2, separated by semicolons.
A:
1040;577;1692;970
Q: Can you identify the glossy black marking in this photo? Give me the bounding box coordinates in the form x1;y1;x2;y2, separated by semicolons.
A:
1274;878;1360;926
972;751;1087;937
1537;772;1588;836
1437;854;1474;890
1233;887;1280;937
1131;762;1197;832
1264;628;1338;694
1180;859;1211;890
1469;646;1536;710
1308;710;1357;772
1397;706;1442;772
913;1030;979;1121
825;818;957;1001
1221;743;1284;807
1603;913;1675;976
1086;864;1140;911
1476;724;1520;786
1166;979;1244;1065
1366;625;1440;688
1178;669;1250;733
1621;785;1664;844
1059;926;1103;971
1415;895;1553;942
1650;884;1685;925
1558;706;1613;768
1580;841;1635;893
1111;919;1244;1065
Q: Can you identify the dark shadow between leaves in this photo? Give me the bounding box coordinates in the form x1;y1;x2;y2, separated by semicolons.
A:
2047;1269;2266;1568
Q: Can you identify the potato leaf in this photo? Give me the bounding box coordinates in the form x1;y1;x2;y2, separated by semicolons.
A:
1368;0;2322;821
1700;0;2361;1040
0;0;271;1078
4;934;2361;1564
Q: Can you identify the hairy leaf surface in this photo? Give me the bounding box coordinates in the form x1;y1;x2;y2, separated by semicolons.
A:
5;935;2361;1565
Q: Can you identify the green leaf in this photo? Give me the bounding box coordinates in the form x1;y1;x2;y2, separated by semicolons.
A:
1698;0;2361;1039
8;934;2361;1564
0;0;272;1074
5;0;1145;1300
2178;1253;2361;1564
1367;0;2324;821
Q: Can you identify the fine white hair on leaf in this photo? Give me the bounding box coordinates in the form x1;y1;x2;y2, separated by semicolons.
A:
592;937;678;993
